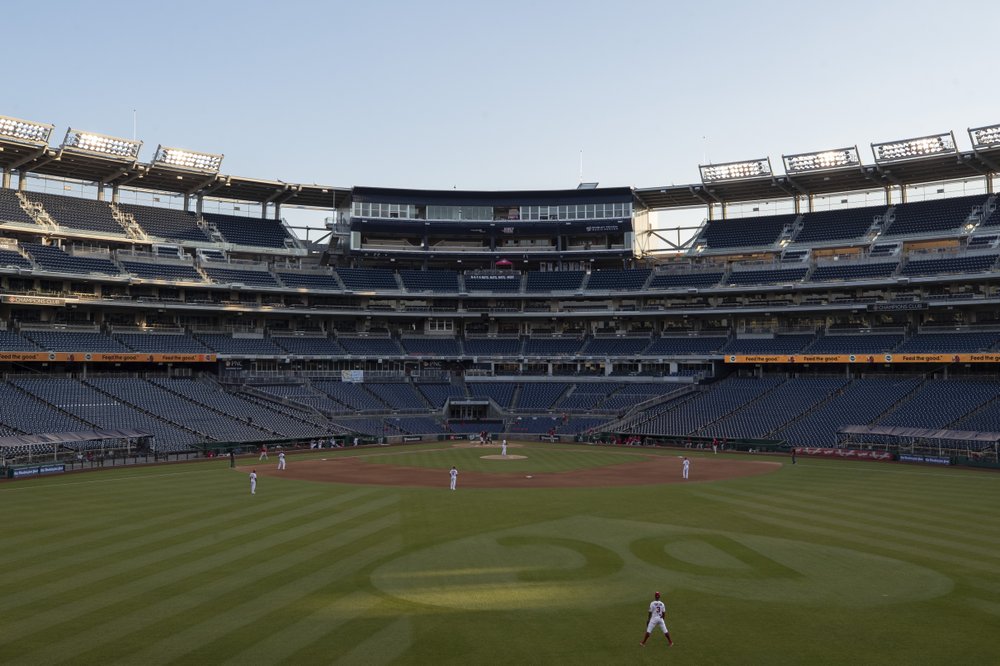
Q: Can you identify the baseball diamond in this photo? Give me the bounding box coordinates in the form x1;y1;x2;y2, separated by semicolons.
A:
3;7;1000;661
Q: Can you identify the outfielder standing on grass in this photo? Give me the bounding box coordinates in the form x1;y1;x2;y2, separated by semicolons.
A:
640;591;673;647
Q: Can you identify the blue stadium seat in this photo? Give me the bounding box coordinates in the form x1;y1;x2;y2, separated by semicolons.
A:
121;260;204;282
117;203;209;242
795;206;886;244
335;268;399;291
649;272;723;289
810;262;898;282
525;271;584;292
24;191;124;235
884;195;986;237
585;269;650;291
400;269;460;292
699;215;795;249
203;212;295;248
23;244;120;275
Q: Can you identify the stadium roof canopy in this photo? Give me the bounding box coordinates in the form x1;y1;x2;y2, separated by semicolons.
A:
0;131;348;209
351;186;634;207
838;424;1000;444
634;145;1000;211
6;113;1000;213
0;428;153;448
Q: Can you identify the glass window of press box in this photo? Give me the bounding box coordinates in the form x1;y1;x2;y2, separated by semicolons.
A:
351;201;632;221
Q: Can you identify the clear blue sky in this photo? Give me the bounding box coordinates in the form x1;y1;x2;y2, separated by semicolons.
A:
7;0;1000;193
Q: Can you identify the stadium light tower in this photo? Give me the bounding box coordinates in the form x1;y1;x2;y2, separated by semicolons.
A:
152;145;223;173
62;128;142;160
871;132;956;162
699;158;772;183
0;115;54;145
969;124;1000;150
783;147;861;174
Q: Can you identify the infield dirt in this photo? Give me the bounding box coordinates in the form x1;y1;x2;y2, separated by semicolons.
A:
251;446;779;488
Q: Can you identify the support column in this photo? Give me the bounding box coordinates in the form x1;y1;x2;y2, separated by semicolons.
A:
18;170;27;191
2;168;10;190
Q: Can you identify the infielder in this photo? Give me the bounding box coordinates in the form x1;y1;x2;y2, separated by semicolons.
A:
682;457;690;480
277;451;286;470
640;591;673;647
249;469;257;495
259;445;269;461
449;465;458;490
501;439;508;457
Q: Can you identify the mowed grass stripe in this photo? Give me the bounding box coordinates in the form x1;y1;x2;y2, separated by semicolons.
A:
325;616;413;666
771;475;1000;523
3;499;401;661
218;590;387;666
697;485;1000;560
0;467;295;553
175;566;405;664
0;488;383;619
775;461;1000;502
702;478;1000;544
112;521;404;665
0;490;320;602
733;481;1000;544
0;499;218;554
0;487;334;570
737;509;995;573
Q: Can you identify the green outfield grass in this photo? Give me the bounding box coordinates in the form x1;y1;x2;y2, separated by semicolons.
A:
0;443;998;665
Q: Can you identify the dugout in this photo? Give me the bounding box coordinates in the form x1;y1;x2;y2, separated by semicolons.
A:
837;425;1000;463
0;428;154;471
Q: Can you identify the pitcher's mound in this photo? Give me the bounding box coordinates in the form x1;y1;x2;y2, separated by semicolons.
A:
480;454;527;460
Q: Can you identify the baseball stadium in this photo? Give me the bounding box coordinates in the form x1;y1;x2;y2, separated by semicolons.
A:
3;4;1000;661
0;111;999;664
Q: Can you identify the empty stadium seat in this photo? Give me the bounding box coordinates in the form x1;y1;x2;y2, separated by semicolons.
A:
699;215;795;249
203;212;294;248
884;195;986;237
525;271;584;292
585;269;651;291
24;191;124;235
649;272;723;289
399;270;460;292
795;206;886;244
117;203;210;242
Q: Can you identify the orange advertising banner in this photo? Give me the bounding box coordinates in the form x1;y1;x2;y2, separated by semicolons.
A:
724;353;1000;364
0;352;216;363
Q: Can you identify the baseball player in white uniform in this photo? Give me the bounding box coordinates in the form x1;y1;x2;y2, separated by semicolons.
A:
277;451;286;470
640;591;673;647
501;439;508;457
449;466;458;490
682;457;690;480
249;470;257;495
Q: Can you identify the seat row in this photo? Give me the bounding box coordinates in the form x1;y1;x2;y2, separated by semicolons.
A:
5;330;1000;356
